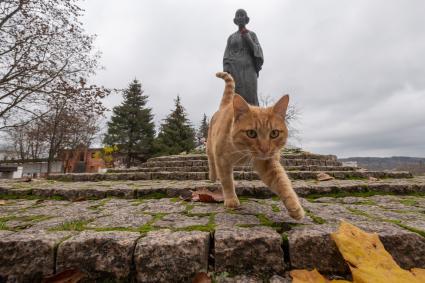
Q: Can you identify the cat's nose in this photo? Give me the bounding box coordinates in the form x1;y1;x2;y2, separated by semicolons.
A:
259;145;268;154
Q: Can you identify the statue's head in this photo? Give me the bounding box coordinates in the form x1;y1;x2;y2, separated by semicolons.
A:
233;9;249;27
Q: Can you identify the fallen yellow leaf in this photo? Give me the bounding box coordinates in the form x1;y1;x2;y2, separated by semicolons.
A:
291;221;425;283
331;221;425;283
0;200;6;205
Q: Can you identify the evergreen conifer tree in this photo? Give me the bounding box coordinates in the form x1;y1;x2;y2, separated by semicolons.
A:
154;95;196;155
196;113;209;145
103;79;155;167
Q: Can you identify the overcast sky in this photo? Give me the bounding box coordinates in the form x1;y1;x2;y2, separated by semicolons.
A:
80;0;425;158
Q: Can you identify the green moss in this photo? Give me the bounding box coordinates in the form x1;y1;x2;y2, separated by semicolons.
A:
346;208;372;218
399;199;418;206
0;221;9;230
281;232;289;241
138;192;167;199
94;227;139;232
257;214;274;227
305;212;326;224
88;198;110;210
306;190;425;200
386;220;425;238
271;204;280;212
49;219;91;231
170;197;180;203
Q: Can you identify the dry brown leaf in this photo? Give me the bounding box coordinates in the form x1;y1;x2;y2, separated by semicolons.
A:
0;200;6;205
41;268;86;283
192;272;212;283
316;172;335;181
192;188;224;203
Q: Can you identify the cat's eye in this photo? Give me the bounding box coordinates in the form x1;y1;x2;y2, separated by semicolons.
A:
270;130;280;139
246;130;257;138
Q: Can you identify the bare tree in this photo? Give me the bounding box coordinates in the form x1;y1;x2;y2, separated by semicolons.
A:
0;0;104;128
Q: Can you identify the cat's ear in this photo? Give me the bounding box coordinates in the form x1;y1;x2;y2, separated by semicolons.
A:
233;94;250;121
273;95;289;118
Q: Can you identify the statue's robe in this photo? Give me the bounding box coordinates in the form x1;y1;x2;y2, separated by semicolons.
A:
223;30;264;106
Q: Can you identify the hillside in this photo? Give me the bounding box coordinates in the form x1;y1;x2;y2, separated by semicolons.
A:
339;156;425;175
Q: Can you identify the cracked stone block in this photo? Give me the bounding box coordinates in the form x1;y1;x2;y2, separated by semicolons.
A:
86;213;152;229
153;214;209;228
56;231;140;280
134;230;209;282
215;213;260;227
215;226;285;276
288;221;425;274
0;231;72;283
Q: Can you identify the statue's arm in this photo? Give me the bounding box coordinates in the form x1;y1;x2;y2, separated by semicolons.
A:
223;36;232;73
245;32;264;75
245;32;263;60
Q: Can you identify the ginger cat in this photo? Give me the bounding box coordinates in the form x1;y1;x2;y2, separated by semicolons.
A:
207;72;305;220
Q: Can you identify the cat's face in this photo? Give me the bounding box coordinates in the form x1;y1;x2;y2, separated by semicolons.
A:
231;95;289;160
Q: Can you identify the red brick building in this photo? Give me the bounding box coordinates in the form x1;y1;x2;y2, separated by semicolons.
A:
61;147;106;173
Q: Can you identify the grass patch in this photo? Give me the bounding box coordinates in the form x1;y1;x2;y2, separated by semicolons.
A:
170;197;181;203
305;211;326;224
271;203;280;212
0;221;9;230
49;219;91;231
399;199;418;206
386;220;425;238
138;192;167;199
88;198;110;210
306;190;425;201
94;227;139;232
257;213;274;227
346;208;372;218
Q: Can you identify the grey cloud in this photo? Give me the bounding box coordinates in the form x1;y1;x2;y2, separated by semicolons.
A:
80;0;425;157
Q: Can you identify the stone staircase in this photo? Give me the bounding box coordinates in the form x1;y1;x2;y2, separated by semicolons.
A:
1;152;424;282
47;153;412;181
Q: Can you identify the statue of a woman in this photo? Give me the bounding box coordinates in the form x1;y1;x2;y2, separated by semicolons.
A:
223;9;264;106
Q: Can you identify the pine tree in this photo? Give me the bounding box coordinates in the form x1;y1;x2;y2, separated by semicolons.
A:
154;95;196;155
103;79;155;167
196;113;209;145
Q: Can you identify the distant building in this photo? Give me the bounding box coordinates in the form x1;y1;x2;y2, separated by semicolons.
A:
60;146;106;173
0;160;62;179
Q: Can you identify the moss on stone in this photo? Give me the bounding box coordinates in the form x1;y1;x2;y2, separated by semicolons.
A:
386;220;425;238
49;219;91;231
305;211;326;224
346;207;372;218
306;190;425;200
399;199;418;206
257;214;274;227
271;203;280;212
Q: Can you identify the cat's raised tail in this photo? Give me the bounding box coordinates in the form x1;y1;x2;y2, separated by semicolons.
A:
216;72;235;108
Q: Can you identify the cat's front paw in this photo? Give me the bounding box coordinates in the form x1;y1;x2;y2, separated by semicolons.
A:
224;197;240;208
288;206;305;220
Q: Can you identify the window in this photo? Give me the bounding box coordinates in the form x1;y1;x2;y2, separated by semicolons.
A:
79;152;85;162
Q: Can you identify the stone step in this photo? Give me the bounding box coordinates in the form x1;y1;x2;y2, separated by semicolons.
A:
2;177;424;201
142;158;343;168
0;195;424;282
108;165;358;173
148;153;338;162
47;170;412;182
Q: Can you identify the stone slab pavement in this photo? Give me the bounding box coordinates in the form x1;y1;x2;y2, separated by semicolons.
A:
1;191;424;282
